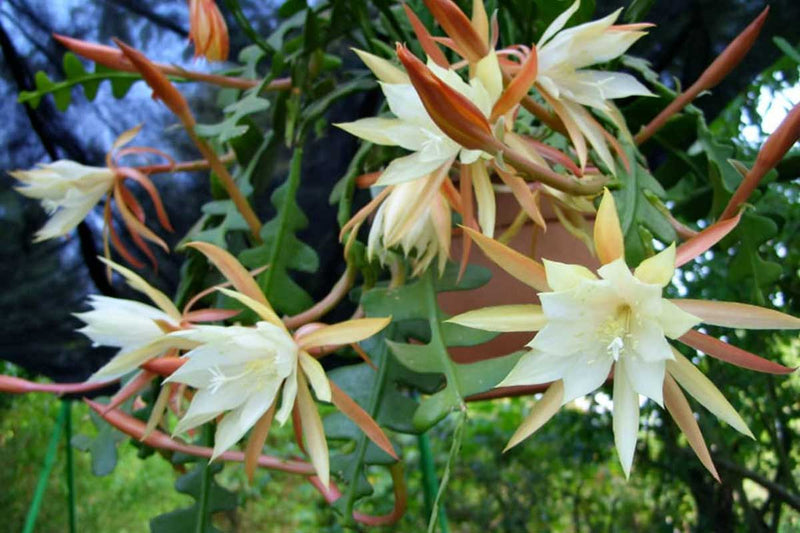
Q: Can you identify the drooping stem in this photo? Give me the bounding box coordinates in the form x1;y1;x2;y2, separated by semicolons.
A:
188;129;263;242
283;264;356;329
194;425;214;533
426;410;466;533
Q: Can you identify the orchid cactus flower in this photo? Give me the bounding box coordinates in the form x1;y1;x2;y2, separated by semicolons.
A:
161;241;393;487
76;259;186;382
449;190;799;479
534;0;654;173
11;161;115;242
188;0;229;62
336;46;502;187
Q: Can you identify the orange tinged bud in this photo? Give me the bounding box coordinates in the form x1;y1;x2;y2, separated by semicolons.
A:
113;39;196;128
189;0;230;62
721;101;800;219
423;0;488;62
396;44;495;152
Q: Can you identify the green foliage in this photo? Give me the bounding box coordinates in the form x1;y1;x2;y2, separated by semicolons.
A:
239;148;319;315
17;53;141;111
150;462;237;533
71;408;125;477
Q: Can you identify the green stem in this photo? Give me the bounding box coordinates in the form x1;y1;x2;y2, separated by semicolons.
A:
222;0;275;55
23;400;68;533
64;400;77;533
195;426;214;533
343;331;394;523
260;146;304;297
418;432;450;533
422;269;462;404
426;412;466;533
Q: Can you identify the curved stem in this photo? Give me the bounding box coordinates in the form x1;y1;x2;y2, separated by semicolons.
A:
283;265;356;329
188;129;263;242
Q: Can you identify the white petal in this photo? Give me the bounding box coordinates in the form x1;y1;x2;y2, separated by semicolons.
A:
634;244;676;286
174;387;246;435
658;300;702;339
498;349;570;388
528;321;596;355
380;83;430;126
538;0;581;47
623;356;666;406
629;318;673;362
299;352;332;403
543;259;597;291
474;50;503;103
275;363;298;425
560;353;613;403
335;118;425;151
211;383;280;460
376;152;450;186
612;359;640;478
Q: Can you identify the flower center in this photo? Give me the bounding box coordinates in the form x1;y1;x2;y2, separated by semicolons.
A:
598;304;634;361
207;359;275;394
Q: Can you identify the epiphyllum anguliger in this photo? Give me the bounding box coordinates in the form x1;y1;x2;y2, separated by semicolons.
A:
449;190;799;479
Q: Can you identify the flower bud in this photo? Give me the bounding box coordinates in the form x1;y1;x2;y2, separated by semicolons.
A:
422;0;488;62
189;0;230;62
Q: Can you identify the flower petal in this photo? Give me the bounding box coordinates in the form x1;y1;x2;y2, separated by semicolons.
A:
594;188;625;264
560;353;613;403
675;211;741;267
186;241;267;305
667;349;753;438
633;243;675;287
622;356;665;406
212;384;280;460
471;161;496;237
376;151;452;186
612;358;640;479
297;317;391;350
447;304;547;332
498;349;570;388
504;380;564;451
216;287;285;330
330;382;397;459
663;373;720;481
679;330;795;374
543;259;597;291
537;0;580;47
335;117;425;151
462;226;549;291
299;352;332;403
658;299;702;338
672;299;800;330
296;372;330;488
353;48;409;84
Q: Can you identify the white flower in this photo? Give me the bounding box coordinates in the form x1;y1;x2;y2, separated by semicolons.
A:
536;0;653;172
498;251;701;476
76;259;183;382
11;160;115;241
367;171;451;276
166;322;307;459
336;51;502;186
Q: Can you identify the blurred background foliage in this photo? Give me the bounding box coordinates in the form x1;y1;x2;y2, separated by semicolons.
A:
0;0;798;531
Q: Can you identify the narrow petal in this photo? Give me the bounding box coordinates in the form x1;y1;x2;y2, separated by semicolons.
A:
538;0;580;47
353;48;409;84
376;152;451;186
186;241;267;305
491;47;537;121
447;305;547;332
296;372;330;488
498;350;569;388
679;330;795;374
622;357;665;406
560;354;613;403
88;337;178;382
216;287;285;330
504;380;564;451
543;259;597;291
275;364;298;425
244;403;276;481
470;161;496;237
297;317;391;350
667;349;753;438
299;352;332;403
462;226;549;291
97;258;181;319
658;300;702;339
663;374;720;481
672;299;800;330
634;243;676;287
212;387;279;460
335;118;424;151
475;50;503;104
330;382;397;459
613;359;639;479
594;188;625;264
675;212;741;267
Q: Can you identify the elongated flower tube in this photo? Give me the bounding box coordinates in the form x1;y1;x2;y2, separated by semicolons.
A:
166;242;394;487
336;46;501;187
77;259;185;382
449;190;798;479
535;0;653;173
188;0;229;62
11;161;114;242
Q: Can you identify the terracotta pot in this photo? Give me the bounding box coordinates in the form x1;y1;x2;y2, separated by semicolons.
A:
439;193;598;363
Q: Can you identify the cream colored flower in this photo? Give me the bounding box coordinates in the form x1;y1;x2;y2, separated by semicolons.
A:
76;259;183;382
449;190;799;479
336;50;502;186
367;171;452;276
11;161;115;242
536;0;653;172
